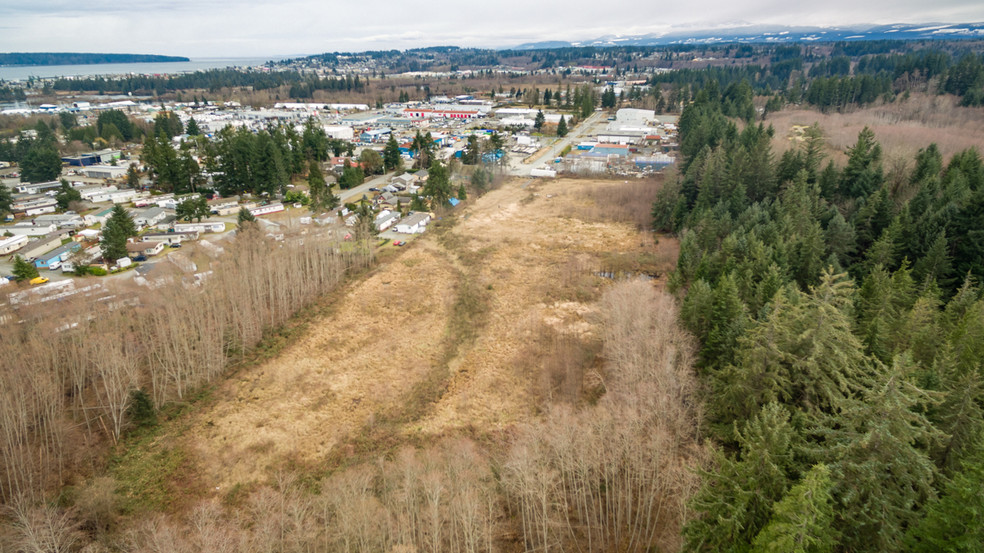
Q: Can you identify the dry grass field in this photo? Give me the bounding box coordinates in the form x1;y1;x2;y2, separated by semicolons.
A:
166;176;674;493
767;93;984;165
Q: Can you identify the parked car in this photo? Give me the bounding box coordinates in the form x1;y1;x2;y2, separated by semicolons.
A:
169;243;182;248
29;276;49;285
369;187;380;192
134;255;147;262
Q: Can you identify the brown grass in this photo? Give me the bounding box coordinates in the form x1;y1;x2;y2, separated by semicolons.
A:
574;177;667;231
153;177;673;491
767;92;984;164
26;175;692;553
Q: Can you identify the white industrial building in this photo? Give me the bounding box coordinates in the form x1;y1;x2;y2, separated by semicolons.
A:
83;165;130;179
324;125;355;140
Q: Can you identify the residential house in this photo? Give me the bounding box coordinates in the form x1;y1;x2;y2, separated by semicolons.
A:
209;198;241;216
134;207;168;228
142;231;198;245
11;197;58;215
35;242;81;270
126;240;165;258
249;203;285;217
78;185;118;201
5;223;58;237
174;221;225;233
375;210;400;232
13;181;61;194
87;188;139;204
394;212;431;234
20;234;66;260
85;207;116;226
0;235;28;255
391;173;417;189
33;213;85;229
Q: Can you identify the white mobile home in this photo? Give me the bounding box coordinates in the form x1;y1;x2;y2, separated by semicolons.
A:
249;203;285;217
4;223;58;237
174;221;225;233
394;212;431;234
0;235;28;254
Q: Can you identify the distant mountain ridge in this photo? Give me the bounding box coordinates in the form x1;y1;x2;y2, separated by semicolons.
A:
0;52;190;67
512;22;984;49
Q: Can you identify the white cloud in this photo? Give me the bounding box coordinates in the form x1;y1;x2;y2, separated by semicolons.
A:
0;0;981;57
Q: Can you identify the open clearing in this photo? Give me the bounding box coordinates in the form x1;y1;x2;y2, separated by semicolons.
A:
767;93;984;164
161;176;673;493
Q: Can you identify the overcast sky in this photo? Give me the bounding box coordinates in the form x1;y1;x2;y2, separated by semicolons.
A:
1;0;981;59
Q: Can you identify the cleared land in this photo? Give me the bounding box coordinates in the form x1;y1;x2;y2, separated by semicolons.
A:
150;176;674;495
767;92;984;163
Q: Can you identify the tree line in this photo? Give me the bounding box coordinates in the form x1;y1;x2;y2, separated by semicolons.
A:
1;278;706;553
0;119;62;182
0;225;372;504
0;53;188;66
51;68;304;95
652;81;984;552
646;45;984;110
141;116;338;196
288;75;369;99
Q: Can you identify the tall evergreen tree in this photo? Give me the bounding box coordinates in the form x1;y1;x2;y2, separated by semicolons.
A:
55;179;81;210
12;255;39;281
933;364;984;472
96;109;134;141
685;403;803;553
185;117;201;136
20;143;62;182
383;134;402;171
463;135;480;164
175;196;210;222
424;160;452;207
153;111;183;139
100;205;138;261
236;206;256;226
126;164;140;188
714;270;869;423
905;433;984;553
556;115;568;137
749;464;837;553
0;183;11;216
818;354;941;553
839;126;883;198
307;160;337;212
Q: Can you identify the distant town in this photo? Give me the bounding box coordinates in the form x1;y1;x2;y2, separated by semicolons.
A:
1;47;685;307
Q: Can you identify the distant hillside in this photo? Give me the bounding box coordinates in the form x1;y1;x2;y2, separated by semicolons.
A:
513;22;984;49
0;52;190;66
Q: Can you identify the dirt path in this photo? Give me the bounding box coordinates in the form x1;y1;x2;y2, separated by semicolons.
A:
181;176;674;491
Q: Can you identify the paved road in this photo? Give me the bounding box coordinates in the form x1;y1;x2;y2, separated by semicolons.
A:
338;171;397;205
504;110;607;176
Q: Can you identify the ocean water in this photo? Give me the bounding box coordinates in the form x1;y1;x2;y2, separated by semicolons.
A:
0;58;275;82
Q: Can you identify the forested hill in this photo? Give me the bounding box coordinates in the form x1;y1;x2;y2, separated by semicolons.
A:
0;52;189;66
656;81;984;552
